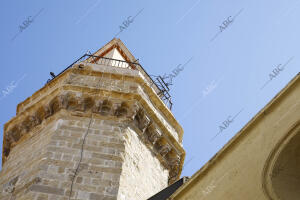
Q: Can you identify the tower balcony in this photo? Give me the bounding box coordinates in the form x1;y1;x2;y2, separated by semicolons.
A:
47;54;173;111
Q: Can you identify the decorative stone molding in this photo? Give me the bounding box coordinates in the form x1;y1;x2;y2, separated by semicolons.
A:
131;108;183;183
3;91;184;184
130;108;184;182
167;153;181;167
100;100;112;115
2;92;131;163
114;102;129;117
134;109;151;133
156;140;172;157
145;125;162;145
15;64;184;143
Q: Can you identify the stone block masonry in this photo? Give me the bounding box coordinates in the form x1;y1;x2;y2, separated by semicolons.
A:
1;39;185;200
0;111;172;199
1;113;124;200
117;128;169;200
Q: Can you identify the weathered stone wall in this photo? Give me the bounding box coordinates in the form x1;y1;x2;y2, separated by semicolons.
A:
1;112;126;200
0;119;60;200
117;128;169;200
1;111;171;200
16;64;183;144
1;56;185;200
42;115;125;200
67;64;181;142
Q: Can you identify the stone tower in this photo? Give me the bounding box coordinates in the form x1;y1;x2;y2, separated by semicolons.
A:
0;39;185;200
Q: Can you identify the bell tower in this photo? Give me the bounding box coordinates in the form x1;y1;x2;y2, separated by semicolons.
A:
0;38;185;200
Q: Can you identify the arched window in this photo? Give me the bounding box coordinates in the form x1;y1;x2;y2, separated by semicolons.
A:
263;123;300;200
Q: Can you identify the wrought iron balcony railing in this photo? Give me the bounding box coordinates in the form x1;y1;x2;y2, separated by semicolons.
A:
46;54;173;110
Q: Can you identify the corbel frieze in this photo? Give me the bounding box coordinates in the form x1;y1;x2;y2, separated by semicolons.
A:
131;107;183;184
3;92;132;163
3;92;184;183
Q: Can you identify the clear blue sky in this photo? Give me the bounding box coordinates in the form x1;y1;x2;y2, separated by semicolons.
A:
0;0;299;176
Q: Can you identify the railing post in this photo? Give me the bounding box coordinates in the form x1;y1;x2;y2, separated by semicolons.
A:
47;54;173;110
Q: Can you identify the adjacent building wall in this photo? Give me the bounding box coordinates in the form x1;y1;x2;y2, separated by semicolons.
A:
171;74;300;200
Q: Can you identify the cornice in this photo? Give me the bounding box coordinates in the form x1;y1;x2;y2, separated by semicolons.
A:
16;63;183;142
3;65;185;183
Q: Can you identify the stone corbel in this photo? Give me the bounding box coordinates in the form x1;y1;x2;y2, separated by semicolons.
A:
6;129;18;148
100;100;112;115
11;126;22;142
29;115;42;127
49;97;62;114
141;116;151;133
129;104;139;120
92;100;101;113
133;108;143;124
22;115;42;134
19;122;29;138
66;95;80;111
35;106;47;121
58;94;68;109
114;102;128;117
160;144;172;157
43;105;52;119
134;109;151;133
76;97;85;111
145;126;162;145
167;153;181;184
169;170;179;184
156;140;172;157
82;97;94;111
167;154;181;169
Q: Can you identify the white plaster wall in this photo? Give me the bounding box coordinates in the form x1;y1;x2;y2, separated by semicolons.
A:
117;128;169;200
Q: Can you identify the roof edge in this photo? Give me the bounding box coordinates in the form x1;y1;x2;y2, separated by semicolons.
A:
169;72;300;199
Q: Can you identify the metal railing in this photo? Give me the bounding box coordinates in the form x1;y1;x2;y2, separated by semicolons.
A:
154;75;173;110
46;54;173;110
85;54;139;69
